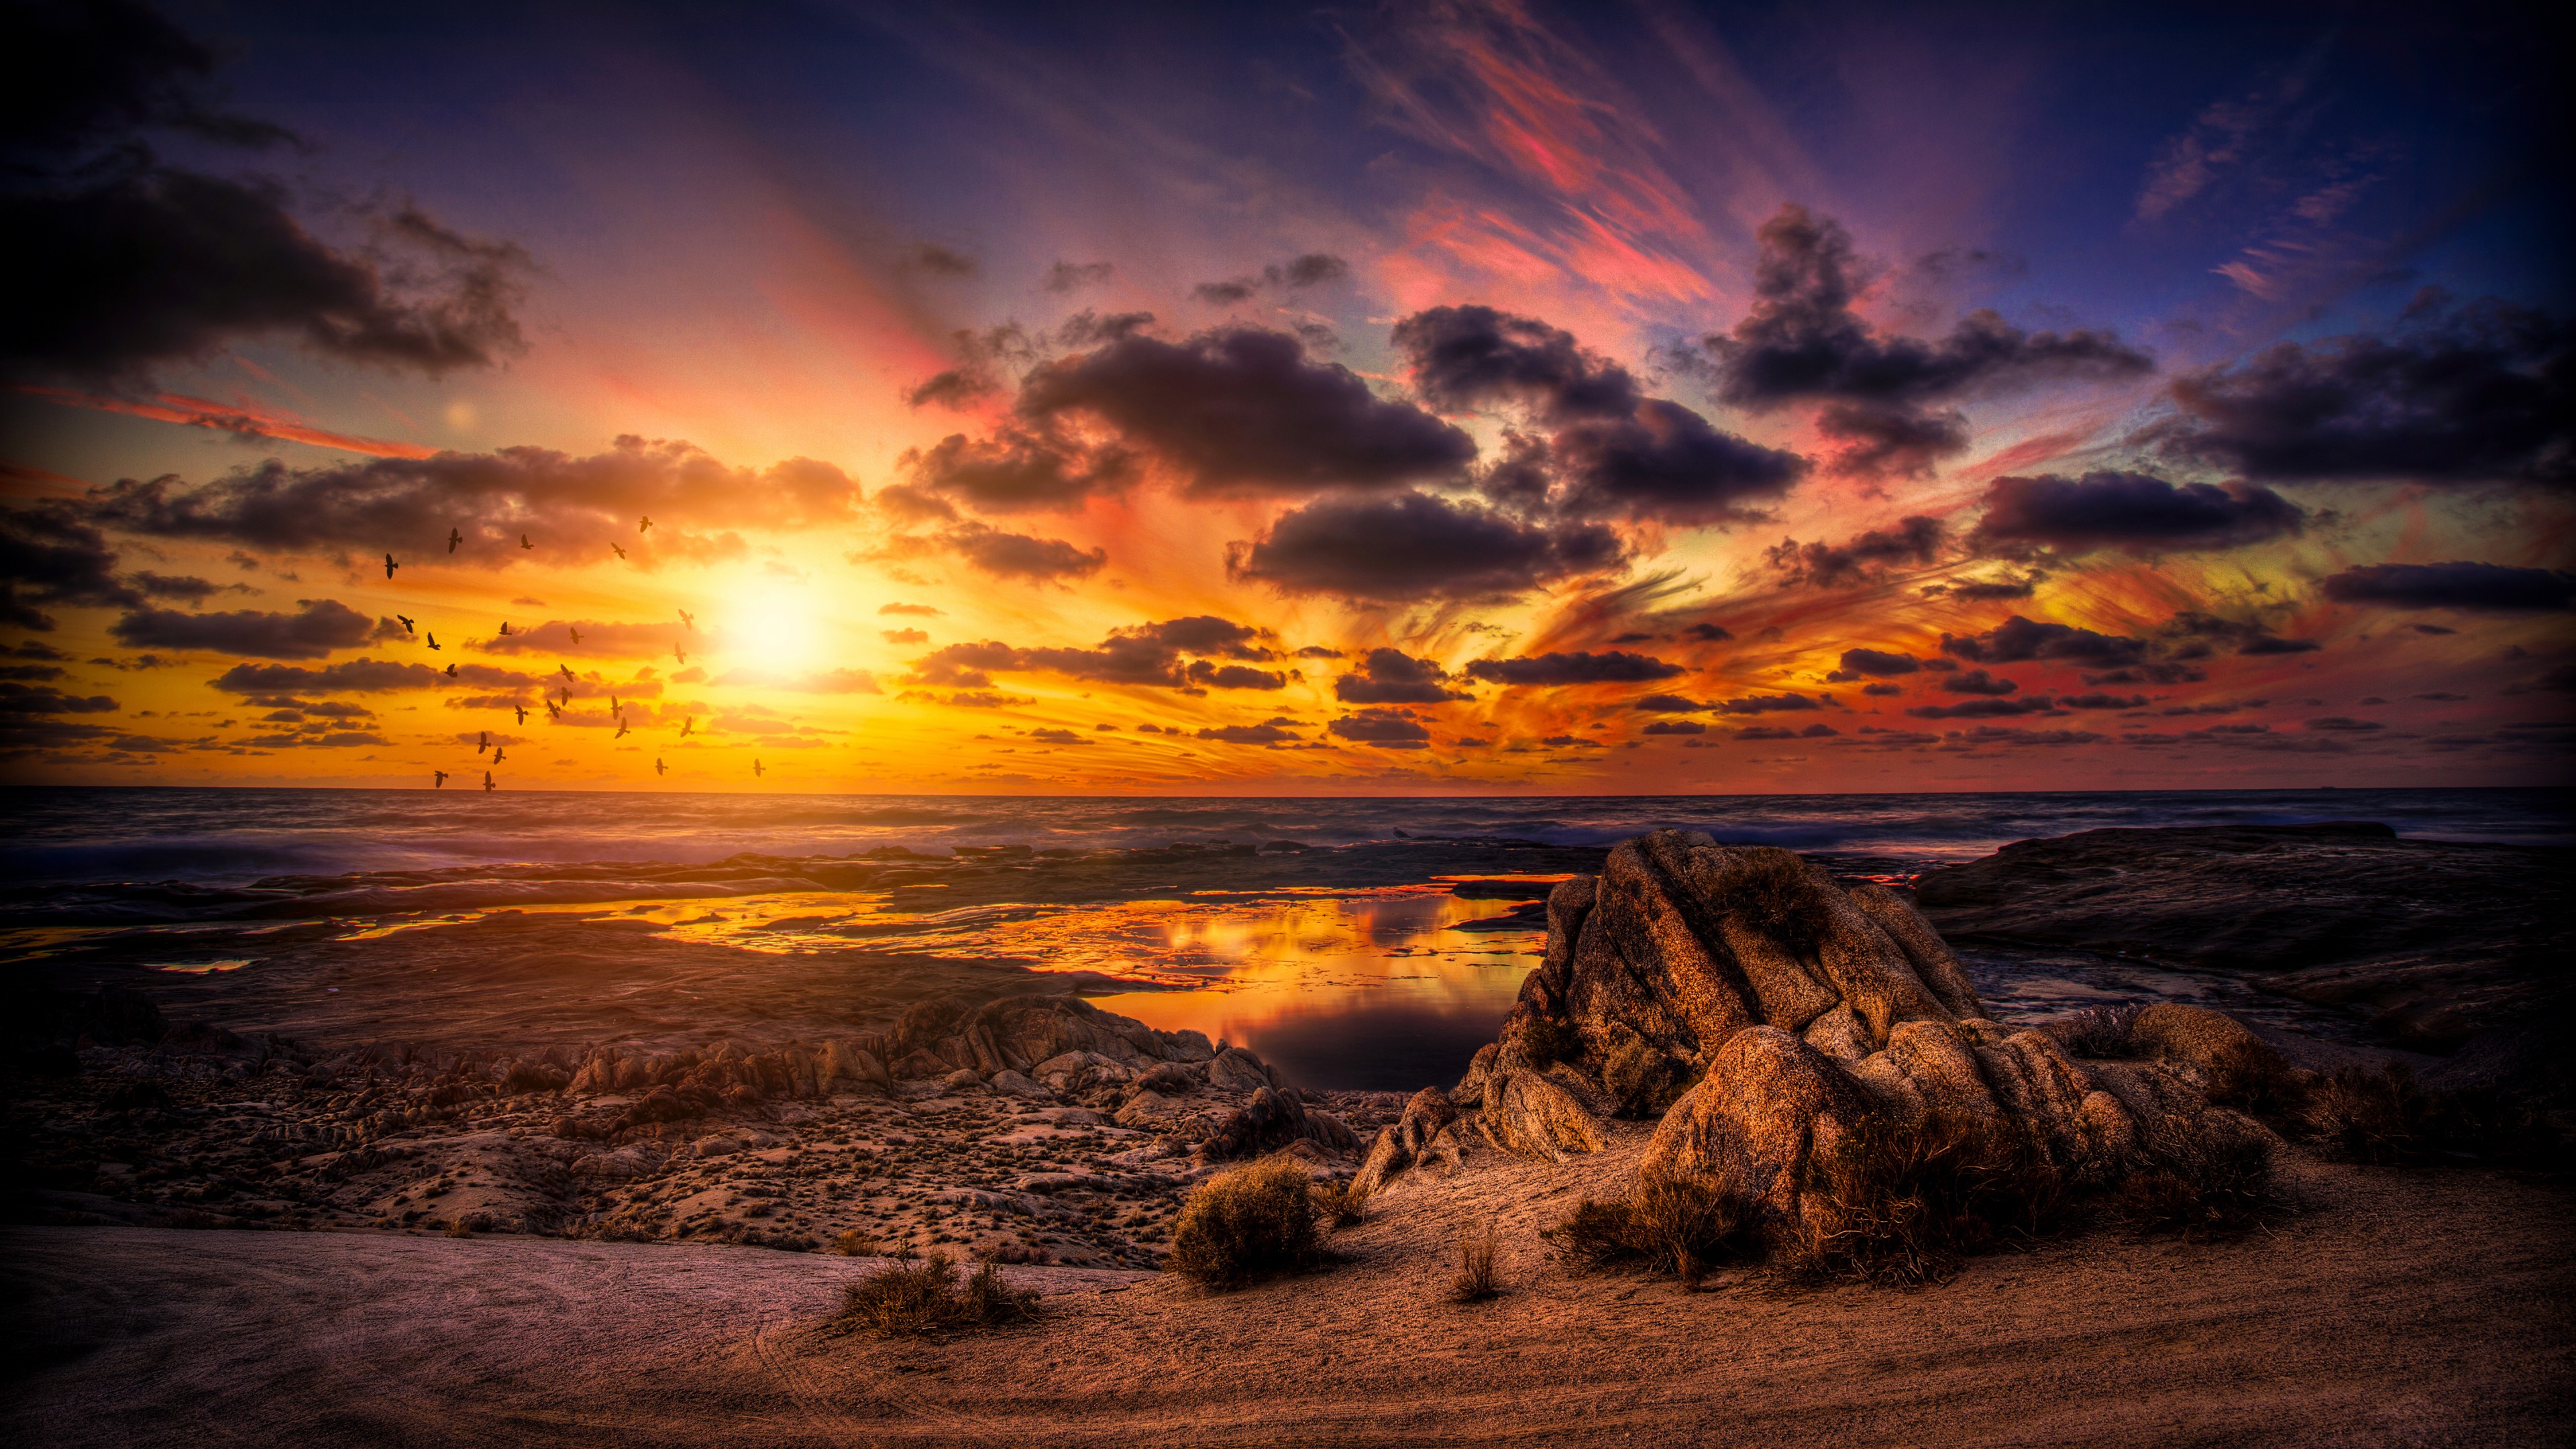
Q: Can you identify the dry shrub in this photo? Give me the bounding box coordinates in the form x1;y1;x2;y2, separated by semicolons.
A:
2039;1006;2141;1059
1519;1014;1582;1069
838;1250;1038;1338
2198;1038;2303;1117
1169;1158;1320;1290
1544;1169;1754;1286
830;1228;881;1256
1311;1176;1369;1230
2302;1064;2563;1167
1603;1039;1693;1118
1449;1220;1501;1302
1728;849;1823;948
1783;1115;2064;1287
2106;1118;2274;1238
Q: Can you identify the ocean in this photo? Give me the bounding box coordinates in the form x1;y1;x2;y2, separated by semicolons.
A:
9;786;2570;1088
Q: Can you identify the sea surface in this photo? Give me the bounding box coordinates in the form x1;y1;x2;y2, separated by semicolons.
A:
8;787;2571;1088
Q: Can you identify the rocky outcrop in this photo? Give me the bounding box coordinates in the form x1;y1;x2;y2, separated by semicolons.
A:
1379;830;2270;1227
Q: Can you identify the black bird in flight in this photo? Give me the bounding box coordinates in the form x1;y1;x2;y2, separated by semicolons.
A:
478;731;490;753
611;542;627;560
427;632;441;650
559;663;576;681
639;516;653;533
384;553;398;578
570;627;583;645
445;663;458;677
610;693;621;712
447;528;462;553
491;746;506;764
521;534;534;550
396;614;415;634
499;621;513;636
678;608;694;631
545;700;560;720
515;704;528;724
674;645;686;665
433;769;449;788
753;759;764;777
614;718;631;739
483;771;495;792
679;716;694;737
655;757;667;776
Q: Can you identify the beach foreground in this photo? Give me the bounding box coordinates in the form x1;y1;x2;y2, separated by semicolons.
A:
7;1141;2572;1448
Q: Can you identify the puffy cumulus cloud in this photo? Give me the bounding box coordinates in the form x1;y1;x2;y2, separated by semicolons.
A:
1631;693;1708;712
1228;490;1622;604
934;522;1108;583
109;597;371;659
1328;708;1431;747
1767;516;1943;589
2322;561;2576;612
208;659;451;694
1393;305;1807;525
1016;327;1474;496
1681;622;1733;643
1701;206;2151;474
1908;696;2061;719
1941;616;2149;668
898;427;1136;514
1463;650;1684;686
1334;648;1469;704
3;1;527;384
1716;693;1820;714
906;616;1280;693
1939;668;2022;696
1825;647;1922;681
1969;472;2304;555
2157;296;2573;485
1640;719;1706;735
1197;722;1300;743
711;667;881;694
1;504;139;629
480;619;690;658
2161;610;2320;657
86;438;859;562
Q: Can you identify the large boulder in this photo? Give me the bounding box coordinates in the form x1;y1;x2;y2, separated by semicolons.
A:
1376;829;2275;1218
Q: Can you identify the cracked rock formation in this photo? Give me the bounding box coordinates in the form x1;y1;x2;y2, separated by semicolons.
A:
1364;830;2268;1227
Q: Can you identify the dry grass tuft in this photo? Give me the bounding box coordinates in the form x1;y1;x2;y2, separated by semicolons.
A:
1727;849;1823;948
2300;1064;2563;1167
1603;1039;1693;1118
2039;1005;2143;1059
1544;1169;1754;1287
1170;1158;1321;1290
1782;1115;2065;1287
1311;1176;1369;1230
1518;1014;1582;1069
1448;1220;1502;1302
2105;1118;2275;1239
830;1228;881;1257
837;1250;1038;1338
2198;1038;2303;1116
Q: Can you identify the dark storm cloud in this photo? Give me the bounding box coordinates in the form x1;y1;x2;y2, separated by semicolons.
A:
899;428;1136;513
1328;708;1431;747
1462;650;1684;686
1640;720;1705;735
902;369;1000;411
1393;305;1807;525
1197;722;1299;744
1681;623;1733;642
1908;696;2061;719
109;597;371;659
2;0;529;382
2321;561;2576;612
126;571;227;600
925;523;1108;583
1191;254;1350;307
1016;328;1475;495
1715;693;1820;715
1825;647;1921;681
208;659;447;694
1227;491;1623;604
1044;260;1114;292
2157;296;2574;485
86;438;861;560
1;505;139;629
1334;649;1468;704
2163;611;2320;657
907;616;1278;692
1970;472;2304;555
1701;206;2151;472
2061;692;2149;710
1942;616;2149;667
0;680;118;714
1737;723;1840;741
1631;694;1707;712
1940;668;2021;696
1766;516;1943;589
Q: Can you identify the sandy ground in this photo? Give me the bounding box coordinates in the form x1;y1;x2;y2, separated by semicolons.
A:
8;1144;2571;1448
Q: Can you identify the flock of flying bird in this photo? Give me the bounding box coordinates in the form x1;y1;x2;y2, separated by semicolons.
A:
386;517;767;790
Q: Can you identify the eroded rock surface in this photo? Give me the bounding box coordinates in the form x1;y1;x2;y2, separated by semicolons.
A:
1366;830;2270;1230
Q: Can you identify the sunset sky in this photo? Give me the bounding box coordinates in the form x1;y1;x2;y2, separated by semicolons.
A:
4;0;2568;793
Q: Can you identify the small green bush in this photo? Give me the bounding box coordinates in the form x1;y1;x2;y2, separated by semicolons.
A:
838;1250;1038;1338
1169;1158;1320;1290
1544;1169;1754;1287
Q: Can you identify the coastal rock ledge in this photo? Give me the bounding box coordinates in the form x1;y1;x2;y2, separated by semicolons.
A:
1357;829;2273;1227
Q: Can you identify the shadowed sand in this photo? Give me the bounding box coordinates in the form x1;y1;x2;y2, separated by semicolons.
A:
8;1144;2571;1448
